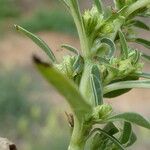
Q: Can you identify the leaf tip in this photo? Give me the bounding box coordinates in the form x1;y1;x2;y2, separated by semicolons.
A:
14;24;19;31
32;55;51;67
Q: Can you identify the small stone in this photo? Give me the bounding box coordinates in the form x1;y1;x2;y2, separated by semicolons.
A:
0;137;17;150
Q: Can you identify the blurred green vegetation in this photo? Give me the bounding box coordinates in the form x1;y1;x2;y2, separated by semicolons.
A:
0;0;76;35
19;9;76;34
0;0;20;19
0;69;70;150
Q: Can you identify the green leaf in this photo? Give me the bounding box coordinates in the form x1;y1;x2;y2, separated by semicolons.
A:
101;38;116;57
93;56;110;64
94;0;103;14
15;25;56;63
126;132;137;147
114;0;126;9
134;38;150;49
134;72;150;79
120;122;132;144
73;55;84;74
104;76;139;98
118;30;128;59
90;65;103;106
61;44;79;54
129;20;150;30
141;53;150;61
104;80;150;94
90;123;119;150
91;128;125;150
107;112;150;129
103;122;119;135
33;56;91;120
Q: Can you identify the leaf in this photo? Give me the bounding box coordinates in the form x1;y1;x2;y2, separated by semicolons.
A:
130;20;150;30
101;38;116;58
103;122;119;135
93;56;110;64
33;56;91;120
134;72;150;79
94;0;103;14
90;65;103;105
90;123;119;150
61;44;79;54
91;128;125;150
141;53;150;61
73;55;84;74
126;132;137;147
118;30;128;58
134;38;150;49
104;76;139;98
120;122;132;144
114;0;126;9
107;112;150;129
104;80;150;94
15;25;56;63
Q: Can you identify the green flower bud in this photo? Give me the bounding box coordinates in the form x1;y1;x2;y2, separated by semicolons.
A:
54;55;76;79
100;23;114;34
83;5;103;35
92;104;112;121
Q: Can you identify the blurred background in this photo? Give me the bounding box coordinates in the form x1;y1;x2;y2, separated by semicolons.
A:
0;0;149;150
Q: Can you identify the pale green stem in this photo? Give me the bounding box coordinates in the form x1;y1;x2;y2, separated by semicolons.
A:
68;118;91;150
68;1;90;57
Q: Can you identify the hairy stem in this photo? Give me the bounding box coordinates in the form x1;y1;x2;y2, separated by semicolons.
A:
68;0;90;57
68;118;91;150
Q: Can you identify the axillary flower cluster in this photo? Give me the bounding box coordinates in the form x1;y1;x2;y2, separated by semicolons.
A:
15;0;150;150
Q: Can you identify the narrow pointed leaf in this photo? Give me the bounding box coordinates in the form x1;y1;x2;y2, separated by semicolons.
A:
73;55;84;74
114;0;126;9
91;128;125;150
118;30;128;58
15;25;56;63
94;56;110;64
101;38;116;57
107;112;150;129
61;44;79;54
120;122;132;144
129;20;150;30
94;0;103;14
103;122;119;135
90;65;103;105
104;80;150;94
134;38;150;49
90;123;119;150
134;72;150;79
33;56;91;120
141;53;150;61
126;132;137;147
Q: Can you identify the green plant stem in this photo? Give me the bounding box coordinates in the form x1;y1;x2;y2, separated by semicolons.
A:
68;0;90;57
68;118;91;150
79;61;94;106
